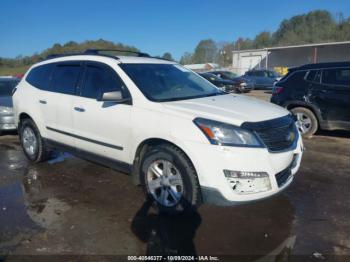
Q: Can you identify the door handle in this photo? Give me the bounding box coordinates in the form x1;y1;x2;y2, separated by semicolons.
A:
74;107;85;112
39;100;47;104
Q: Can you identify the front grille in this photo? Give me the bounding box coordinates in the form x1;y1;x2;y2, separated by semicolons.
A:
241;115;298;152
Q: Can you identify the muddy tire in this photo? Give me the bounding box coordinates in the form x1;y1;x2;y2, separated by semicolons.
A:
19;118;51;162
291;107;318;138
140;144;201;214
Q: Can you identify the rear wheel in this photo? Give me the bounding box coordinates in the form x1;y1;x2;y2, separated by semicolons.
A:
19;119;51;162
140;144;201;214
291;107;318;138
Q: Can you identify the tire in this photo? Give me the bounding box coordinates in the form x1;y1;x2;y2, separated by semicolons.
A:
19;118;51;162
140;144;201;214
291;107;318;138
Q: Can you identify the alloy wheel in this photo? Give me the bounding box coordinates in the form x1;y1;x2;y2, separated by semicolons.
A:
295;112;312;134
146;159;184;207
22;127;38;156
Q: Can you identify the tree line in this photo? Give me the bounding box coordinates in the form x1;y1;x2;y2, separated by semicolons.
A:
0;39;173;75
179;10;350;66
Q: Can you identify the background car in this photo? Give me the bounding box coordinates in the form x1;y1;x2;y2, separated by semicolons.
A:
0;77;20;134
199;72;236;92
271;62;350;138
210;70;253;93
244;70;281;90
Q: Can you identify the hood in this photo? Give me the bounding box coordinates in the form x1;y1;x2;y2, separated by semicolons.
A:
162;94;289;126
0;96;13;108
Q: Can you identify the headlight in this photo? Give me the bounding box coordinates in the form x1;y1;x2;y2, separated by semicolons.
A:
0;106;13;114
193;118;263;147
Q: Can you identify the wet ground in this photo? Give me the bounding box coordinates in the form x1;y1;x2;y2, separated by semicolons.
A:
1;91;350;261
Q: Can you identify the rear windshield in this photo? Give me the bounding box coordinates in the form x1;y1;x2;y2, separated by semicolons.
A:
120;64;223;102
0;80;19;96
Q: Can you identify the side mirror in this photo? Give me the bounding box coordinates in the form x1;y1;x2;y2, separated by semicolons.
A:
97;91;131;104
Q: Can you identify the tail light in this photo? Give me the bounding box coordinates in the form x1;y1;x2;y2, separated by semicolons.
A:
273;85;284;94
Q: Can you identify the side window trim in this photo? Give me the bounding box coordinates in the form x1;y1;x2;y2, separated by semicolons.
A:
305;69;321;84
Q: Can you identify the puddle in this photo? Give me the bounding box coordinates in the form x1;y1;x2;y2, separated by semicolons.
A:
47;152;72;165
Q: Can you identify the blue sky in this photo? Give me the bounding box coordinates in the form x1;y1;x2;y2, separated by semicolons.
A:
1;0;349;60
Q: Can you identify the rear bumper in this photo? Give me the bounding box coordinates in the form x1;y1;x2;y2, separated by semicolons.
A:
0;115;16;130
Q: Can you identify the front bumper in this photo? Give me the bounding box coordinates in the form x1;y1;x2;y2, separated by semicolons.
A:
183;137;303;206
0;115;16;131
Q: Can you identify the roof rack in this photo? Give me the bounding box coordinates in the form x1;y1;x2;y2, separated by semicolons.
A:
84;49;151;57
45;49;151;60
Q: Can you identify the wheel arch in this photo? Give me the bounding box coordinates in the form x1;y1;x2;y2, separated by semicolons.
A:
130;138;198;186
284;101;322;125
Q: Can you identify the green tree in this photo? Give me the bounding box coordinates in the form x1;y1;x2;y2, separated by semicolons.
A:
179;52;193;65
192;39;217;63
162;52;174;61
253;31;272;48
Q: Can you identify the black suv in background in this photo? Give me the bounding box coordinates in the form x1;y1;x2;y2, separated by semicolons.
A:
271;62;350;137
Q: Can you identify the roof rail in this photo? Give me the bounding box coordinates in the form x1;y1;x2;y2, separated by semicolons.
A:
45;49;152;61
84;49;151;57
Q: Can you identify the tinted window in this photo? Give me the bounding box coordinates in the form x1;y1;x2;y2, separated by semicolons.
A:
306;70;321;83
26;64;54;90
0;80;19;96
82;64;124;99
51;64;82;95
255;71;265;77
284;71;307;89
322;68;350;86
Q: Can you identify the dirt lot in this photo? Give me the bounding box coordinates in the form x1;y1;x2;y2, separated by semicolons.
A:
1;91;350;260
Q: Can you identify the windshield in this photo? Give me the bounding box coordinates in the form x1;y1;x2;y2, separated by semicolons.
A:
120;64;224;102
0;80;18;96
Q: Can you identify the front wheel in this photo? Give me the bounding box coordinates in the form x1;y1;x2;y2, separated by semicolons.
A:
140;144;201;214
291;107;318;138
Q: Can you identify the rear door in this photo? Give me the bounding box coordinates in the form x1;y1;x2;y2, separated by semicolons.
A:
72;61;132;163
314;67;350;123
46;62;83;146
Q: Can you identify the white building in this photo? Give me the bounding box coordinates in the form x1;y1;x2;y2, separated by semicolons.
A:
232;41;350;75
184;63;219;72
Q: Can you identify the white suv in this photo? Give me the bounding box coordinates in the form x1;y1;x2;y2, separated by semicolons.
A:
13;50;303;213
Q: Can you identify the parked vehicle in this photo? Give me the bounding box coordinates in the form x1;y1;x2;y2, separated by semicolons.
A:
210;70;253;93
244;70;281;89
199;72;236;93
0;77;20;134
271;62;350;138
13;50;303;213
